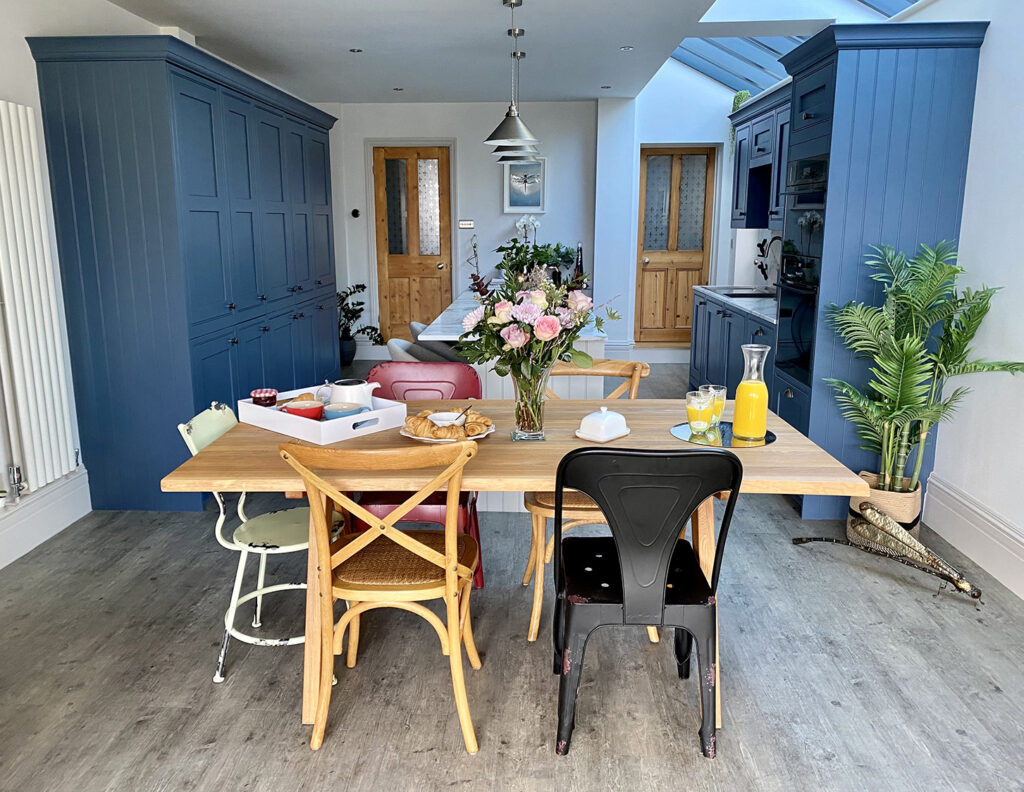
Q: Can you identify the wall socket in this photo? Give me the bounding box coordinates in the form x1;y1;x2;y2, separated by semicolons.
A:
458;220;475;229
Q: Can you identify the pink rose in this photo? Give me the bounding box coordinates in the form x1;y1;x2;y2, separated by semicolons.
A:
515;290;532;301
534;315;562;342
529;289;548;310
493;300;513;324
567;290;593;312
462;305;485;333
511;301;543;324
500;324;530;349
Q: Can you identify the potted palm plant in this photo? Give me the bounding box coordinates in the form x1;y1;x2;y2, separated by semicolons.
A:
337;284;384;367
826;242;1023;544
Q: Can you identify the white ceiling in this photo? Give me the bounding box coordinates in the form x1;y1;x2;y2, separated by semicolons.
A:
105;0;718;103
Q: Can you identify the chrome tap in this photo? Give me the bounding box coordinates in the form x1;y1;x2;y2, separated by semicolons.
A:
754;235;782;281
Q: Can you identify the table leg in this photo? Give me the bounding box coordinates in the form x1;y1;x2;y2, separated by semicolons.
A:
690;495;722;730
302;500;323;725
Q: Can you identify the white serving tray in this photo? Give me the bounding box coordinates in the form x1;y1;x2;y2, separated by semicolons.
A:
238;386;407;445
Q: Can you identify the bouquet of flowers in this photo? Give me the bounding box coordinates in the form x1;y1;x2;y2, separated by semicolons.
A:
457;275;617;439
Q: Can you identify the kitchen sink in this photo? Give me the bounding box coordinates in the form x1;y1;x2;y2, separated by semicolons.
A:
716;290;775;298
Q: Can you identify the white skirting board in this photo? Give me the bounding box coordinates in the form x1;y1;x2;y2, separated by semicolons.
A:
0;467;91;570
603;341;690;365
924;474;1024;600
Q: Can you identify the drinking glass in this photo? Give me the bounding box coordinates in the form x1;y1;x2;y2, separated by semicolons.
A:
685;390;713;433
699;384;727;426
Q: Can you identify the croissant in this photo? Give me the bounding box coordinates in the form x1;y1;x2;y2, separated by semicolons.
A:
465;421;489;437
405;416;436;437
467;411;492;427
432;424;466;440
416;410;433;418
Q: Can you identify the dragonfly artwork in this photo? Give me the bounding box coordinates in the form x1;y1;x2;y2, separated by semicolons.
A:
505;159;545;212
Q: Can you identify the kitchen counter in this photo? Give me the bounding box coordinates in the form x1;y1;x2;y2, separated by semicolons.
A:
694;285;778;325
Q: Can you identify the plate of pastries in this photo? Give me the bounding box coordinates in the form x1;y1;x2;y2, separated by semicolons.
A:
400;408;495;443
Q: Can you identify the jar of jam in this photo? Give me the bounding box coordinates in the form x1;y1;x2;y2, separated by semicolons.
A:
250;388;278;407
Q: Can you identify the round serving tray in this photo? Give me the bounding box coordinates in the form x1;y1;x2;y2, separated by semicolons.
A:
670;421;776;448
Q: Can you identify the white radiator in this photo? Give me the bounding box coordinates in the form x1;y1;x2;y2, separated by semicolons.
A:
0;100;77;494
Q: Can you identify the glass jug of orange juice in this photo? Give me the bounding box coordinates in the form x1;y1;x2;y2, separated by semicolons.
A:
733;344;771;441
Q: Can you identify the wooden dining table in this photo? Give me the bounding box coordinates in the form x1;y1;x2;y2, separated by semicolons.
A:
162;398;869;729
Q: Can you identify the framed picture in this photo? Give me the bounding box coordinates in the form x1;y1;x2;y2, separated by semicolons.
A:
503;158;546;213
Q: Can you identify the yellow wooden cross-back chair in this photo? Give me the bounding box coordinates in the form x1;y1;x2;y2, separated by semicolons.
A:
522;358;652;642
279;440;482;753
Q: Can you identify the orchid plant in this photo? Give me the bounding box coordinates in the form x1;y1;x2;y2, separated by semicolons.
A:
456;273;618;438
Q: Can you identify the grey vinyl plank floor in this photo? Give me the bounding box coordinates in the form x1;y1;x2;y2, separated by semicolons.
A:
1;490;1022;792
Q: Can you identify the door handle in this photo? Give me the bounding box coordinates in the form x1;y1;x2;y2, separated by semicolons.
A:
715;309;723;315
316;279;324;286
783;388;794;398
226;302;236;310
288;286;298;293
259;294;267;301
754;328;764;336
437;262;445;270
755;146;766;153
802;112;815;120
642;257;650;264
229;337;239;346
261;326;270;332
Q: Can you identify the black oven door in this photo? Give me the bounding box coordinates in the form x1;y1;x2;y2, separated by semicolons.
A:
775;280;818;387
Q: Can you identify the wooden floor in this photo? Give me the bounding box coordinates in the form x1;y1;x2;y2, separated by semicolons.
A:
1;489;1022;792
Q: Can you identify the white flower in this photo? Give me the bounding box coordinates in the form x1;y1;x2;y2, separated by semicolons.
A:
462;305;485;333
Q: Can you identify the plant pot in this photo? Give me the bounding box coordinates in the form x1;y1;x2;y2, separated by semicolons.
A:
339;338;357;367
847;471;922;550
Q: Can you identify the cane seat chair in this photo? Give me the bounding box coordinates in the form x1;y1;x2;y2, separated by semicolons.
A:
551;447;743;759
279;440;482;753
178;402;309;683
521;358;651;641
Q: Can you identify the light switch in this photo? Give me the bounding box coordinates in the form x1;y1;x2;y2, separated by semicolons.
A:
458;219;475;229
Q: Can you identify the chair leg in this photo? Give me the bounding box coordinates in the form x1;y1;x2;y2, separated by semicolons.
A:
216;548;248;683
467;502;484;589
252;552;267;628
460;583;482;670
522;522;539;586
555;607;597;756
310;611;336;751
647;626;660;643
552;593;565;675
527;513;546;641
346;605;360;669
448;591;478;754
674;628;692;679
694;617;718;758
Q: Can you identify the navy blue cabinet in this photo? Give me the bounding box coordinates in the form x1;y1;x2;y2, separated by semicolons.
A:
730;83;790;230
768;106;790;230
730;124;751;225
31;35;339;510
691;290;773;398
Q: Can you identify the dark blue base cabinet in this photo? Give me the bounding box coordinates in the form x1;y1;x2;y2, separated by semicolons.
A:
31;36;339;511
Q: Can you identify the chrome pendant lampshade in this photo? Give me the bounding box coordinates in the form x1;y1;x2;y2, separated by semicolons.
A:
485;0;540;156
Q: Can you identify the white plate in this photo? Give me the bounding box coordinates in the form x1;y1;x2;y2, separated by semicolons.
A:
575;427;630;443
400;424;496;443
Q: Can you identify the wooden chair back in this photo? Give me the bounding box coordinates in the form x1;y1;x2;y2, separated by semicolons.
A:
279;441;478;603
545;358;650;400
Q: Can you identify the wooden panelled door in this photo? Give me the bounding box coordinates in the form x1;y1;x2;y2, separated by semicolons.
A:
372;146;452;340
635;147;715;345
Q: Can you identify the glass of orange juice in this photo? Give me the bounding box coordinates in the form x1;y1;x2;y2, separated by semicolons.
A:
699;384;727;426
686;390;713;432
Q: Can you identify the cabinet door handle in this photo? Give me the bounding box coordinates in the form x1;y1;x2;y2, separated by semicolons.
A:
316;279;324;286
259;294;268;301
261;326;270;332
769;210;780;216
229;337;239;346
697;301;706;306
737;211;746;217
801;112;815;120
754;328;764;337
292;313;305;320
784;388;794;398
721;311;732;318
297;285;304;291
317;304;325;311
755;146;766;153
715;309;724;315
227;302;236;310
288;286;298;293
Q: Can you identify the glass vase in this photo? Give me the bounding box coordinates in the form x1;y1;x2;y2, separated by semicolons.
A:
510;365;553;441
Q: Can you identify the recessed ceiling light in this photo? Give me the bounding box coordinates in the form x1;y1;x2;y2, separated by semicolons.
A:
348;48;363;53
619;45;634;52
393;87;404;92
600;85;612;90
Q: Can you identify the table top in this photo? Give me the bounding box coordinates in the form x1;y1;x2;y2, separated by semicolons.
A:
417;290;606;342
162;399;869;497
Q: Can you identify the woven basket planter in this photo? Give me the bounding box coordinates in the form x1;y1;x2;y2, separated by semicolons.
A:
847;471;922;551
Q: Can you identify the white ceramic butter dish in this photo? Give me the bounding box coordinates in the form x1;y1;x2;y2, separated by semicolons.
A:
575;406;630;443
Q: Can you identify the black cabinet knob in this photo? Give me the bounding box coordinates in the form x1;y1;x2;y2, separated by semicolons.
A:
317;304;325;310
784;388;794;398
697;301;706;306
316;279;323;286
292;312;305;320
802;112;815;120
260;294;268;301
261;326;270;332
738;211;746;217
297;285;304;291
755;146;766;153
229;337;239;345
715;309;723;315
769;210;780;216
288;286;298;293
754;328;764;337
227;302;236;310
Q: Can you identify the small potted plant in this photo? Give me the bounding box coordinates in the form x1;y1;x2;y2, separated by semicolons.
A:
826;242;1022;543
337;284;384;367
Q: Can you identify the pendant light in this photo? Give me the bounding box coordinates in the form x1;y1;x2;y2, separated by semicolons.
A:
485;0;540;153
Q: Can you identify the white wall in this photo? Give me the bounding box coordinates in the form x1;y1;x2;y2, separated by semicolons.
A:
0;0;159;567
891;0;1024;598
325;100;597;349
593;59;735;353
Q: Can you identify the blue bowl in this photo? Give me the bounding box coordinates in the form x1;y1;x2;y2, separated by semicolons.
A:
323;402;371;420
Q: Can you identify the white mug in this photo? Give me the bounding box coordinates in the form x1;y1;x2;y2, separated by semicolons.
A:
316;379;380;408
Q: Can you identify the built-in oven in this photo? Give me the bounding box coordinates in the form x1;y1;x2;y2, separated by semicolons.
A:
776;276;818;387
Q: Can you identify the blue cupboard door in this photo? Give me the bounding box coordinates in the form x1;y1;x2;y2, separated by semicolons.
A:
262;310;295;393
221;92;265;318
690;295;710;386
745;315;777;394
290;302;316;387
769;105;790;230
233;319;267;401
171;72;233;335
191;330;236;411
306;131;335;289
730;124;751;226
312;296;340;383
255;109;292;304
285;120;314;295
790;59;835;145
723;311;745;397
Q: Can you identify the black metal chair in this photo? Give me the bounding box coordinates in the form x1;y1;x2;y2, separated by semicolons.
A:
551;447;743;759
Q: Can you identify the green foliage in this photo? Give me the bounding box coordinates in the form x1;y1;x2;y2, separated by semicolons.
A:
495;238;577;279
337;284;384;345
828;243;1023;492
729;90;751;150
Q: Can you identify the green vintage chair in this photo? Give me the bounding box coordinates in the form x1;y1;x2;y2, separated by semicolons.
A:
178;402;309;682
